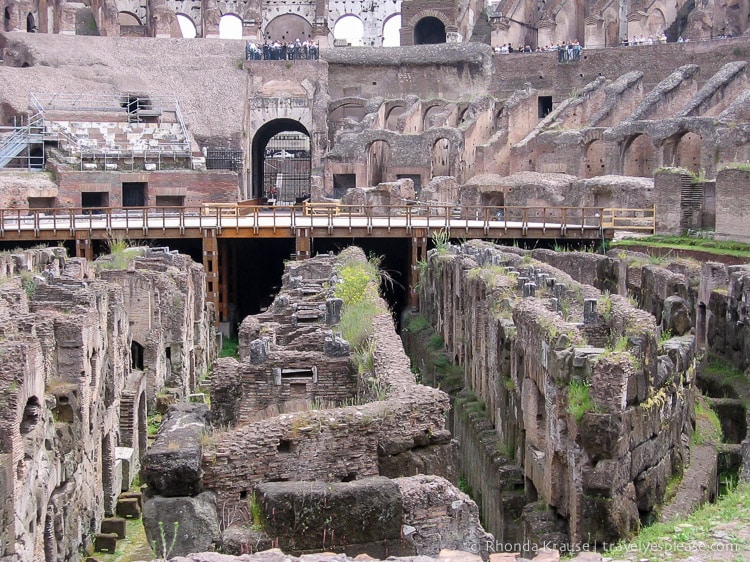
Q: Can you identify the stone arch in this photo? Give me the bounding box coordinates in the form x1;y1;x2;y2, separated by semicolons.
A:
176;13;197;38
646;8;666;35
623;134;655;177
385;102;406;131
382;13;401;46
670;131;703;173
264;13;313;42
117;11;140;25
333;14;364;46
602;7;618;46
367;139;391;186
20;396;42;435
423;102;448;130
329;100;367;144
583;139;607;178
26;12;35;32
407;9;451;31
219;13;242;39
329;97;367;116
458;106;471;126
414;16;446;44
251;118;311;200
431;137;452;177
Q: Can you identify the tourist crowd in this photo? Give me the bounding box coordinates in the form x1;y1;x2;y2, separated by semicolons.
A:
492;30;739;61
246;38;320;60
493;40;583;61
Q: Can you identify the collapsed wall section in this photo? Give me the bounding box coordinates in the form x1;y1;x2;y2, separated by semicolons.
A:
138;247;486;558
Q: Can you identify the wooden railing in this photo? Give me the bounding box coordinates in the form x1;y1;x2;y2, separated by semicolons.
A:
601;207;655;231
0;204;655;239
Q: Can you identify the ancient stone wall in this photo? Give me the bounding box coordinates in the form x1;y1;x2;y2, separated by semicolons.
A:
415;240;696;547
0;246;213;561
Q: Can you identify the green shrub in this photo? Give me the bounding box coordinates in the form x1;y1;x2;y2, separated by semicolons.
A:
567;380;594;422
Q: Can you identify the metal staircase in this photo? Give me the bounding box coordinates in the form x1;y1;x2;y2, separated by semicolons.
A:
0;112;45;170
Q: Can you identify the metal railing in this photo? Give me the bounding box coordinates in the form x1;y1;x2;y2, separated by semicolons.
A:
0;204;654;239
0;112;46;170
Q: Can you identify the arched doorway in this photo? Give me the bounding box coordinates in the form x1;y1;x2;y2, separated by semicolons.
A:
4;7;11;31
423;104;447;130
431;137;451;177
623;134;655;177
383;14;401;46
368;140;391;186
673;132;703;173
414;17;446;44
177;14;197;38
646;9;665;36
252;119;311;202
583;139;607;178
265;13;313;42
219;14;242;39
117;11;140;26
26;12;35;32
333;15;364;46
385;105;406;131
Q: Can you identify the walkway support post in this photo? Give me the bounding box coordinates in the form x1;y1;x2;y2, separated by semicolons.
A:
202;228;221;326
75;231;93;261
295;228;311;260
408;229;428;308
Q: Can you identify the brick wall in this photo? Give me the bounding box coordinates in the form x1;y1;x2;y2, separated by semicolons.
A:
715;167;750;242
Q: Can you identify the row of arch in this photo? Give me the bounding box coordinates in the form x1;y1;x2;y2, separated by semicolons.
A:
10;7;446;45
117;11;405;44
583;131;704;178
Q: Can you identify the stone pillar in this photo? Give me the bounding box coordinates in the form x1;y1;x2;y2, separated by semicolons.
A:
202;229;220;326
715;168;750;242
654;169;689;235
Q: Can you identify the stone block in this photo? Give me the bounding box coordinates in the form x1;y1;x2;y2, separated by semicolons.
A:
256;477;403;551
120;490;144;510
144;163;157;171
116;497;141;519
489;554;520;561
142;491;221;558
115;447;136;491
94;533;118;553
142;403;208;497
110;459;123;511
531;548;560;561
100;517;127;539
438;549;483;562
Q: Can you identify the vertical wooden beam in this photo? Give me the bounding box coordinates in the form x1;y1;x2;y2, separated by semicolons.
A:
217;238;230;324
223;240;237;327
75;231;93;261
408;229;428;308
202;229;220;326
295;228;311;260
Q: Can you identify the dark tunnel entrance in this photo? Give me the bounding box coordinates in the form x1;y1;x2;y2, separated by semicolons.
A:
413;17;446;45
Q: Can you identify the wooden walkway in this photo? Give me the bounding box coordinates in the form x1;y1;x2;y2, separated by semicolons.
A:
0;203;654;322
